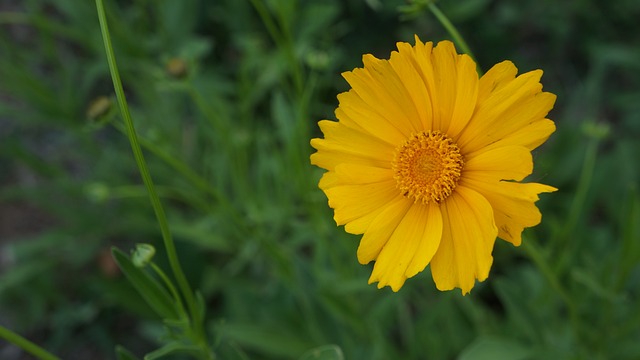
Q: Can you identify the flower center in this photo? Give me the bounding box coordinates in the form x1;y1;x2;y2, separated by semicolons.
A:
392;131;464;204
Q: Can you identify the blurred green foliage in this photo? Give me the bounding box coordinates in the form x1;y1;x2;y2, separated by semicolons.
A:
0;0;639;359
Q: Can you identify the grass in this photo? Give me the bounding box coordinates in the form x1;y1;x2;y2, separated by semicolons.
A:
0;0;639;359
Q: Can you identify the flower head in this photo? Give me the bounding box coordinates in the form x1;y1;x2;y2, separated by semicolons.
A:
310;36;557;294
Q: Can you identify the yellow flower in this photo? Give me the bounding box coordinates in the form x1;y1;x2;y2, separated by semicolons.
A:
310;36;557;294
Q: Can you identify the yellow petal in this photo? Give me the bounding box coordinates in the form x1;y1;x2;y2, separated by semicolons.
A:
332;163;393;185
357;196;412;264
325;179;399;227
336;91;407;146
345;198;404;235
481;119;556;152
342;64;415;136
323;164;397;234
360;54;424;134
461;178;556;245
310;120;394;171
344;206;390;235
447;54;479;139
367;202;438;291
310;148;389;171
411;39;439;130
390;42;434;131
317;171;338;190
314;121;394;158
430;41;458;132
405;202;443;277
318;162;392;190
464;145;533;182
430;186;497;294
472;68;544;127
470;92;556;153
477;60;518;103
458;70;553;154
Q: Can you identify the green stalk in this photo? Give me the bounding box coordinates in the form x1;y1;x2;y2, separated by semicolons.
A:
110;120;222;202
521;240;575;312
95;0;209;353
0;325;60;360
554;138;599;273
617;187;639;289
564;139;598;237
248;0;304;94
427;2;480;71
521;239;581;339
152;263;187;317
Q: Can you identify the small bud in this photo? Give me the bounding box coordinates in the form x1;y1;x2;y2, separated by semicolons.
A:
582;121;610;140
166;58;188;79
86;96;112;121
84;182;110;203
132;243;156;268
305;50;330;71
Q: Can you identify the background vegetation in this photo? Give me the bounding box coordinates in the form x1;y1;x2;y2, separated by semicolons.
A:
1;0;639;359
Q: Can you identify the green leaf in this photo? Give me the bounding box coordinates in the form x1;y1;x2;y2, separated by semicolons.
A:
571;268;618;301
0;260;50;293
144;342;202;360
171;219;232;252
195;291;206;324
217;323;314;358
458;336;532;360
299;345;344;360
112;248;179;320
116;345;141;360
493;277;541;343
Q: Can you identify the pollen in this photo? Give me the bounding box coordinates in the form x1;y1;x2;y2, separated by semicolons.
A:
392;131;464;204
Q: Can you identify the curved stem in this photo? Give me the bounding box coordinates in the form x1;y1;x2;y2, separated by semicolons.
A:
110;120;223;202
95;0;206;348
427;3;481;72
152;263;187;317
0;325;60;360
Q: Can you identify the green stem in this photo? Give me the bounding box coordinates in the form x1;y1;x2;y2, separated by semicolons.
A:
617;187;639;289
565;139;598;235
248;0;304;94
110;120;222;202
0;325;60;360
554;138;599;273
521;238;581;337
152;263;187;317
275;6;304;95
95;0;207;350
185;85;229;145
108;184;211;211
522;240;574;310
111;118;243;227
427;3;479;69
